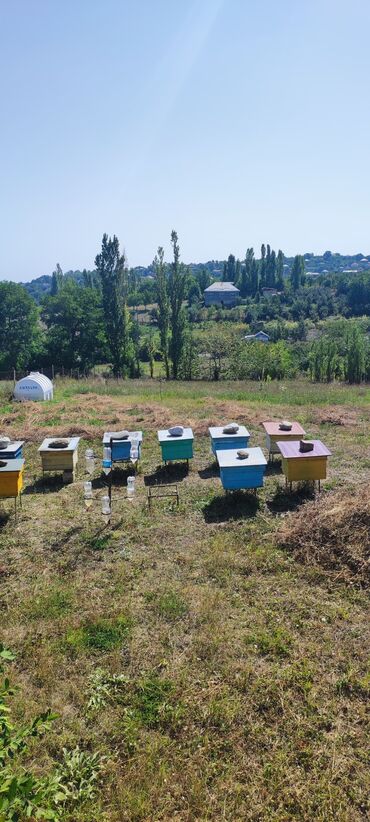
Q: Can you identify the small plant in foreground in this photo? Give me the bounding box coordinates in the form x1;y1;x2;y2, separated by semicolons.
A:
86;668;129;713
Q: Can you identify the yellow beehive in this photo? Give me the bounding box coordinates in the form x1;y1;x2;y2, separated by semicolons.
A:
0;459;24;497
277;440;331;483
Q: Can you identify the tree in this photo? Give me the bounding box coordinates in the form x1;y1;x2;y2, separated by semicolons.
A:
168;230;188;379
51;263;63;296
226;254;236;282
197;268;211;293
276;250;284;290
0;282;40;370
290;255;305;291
95;234;133;377
259;244;266;288
345;324;365;383
154;246;170;379
42;280;107;371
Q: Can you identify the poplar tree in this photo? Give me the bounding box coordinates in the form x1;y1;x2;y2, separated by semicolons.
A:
168;230;187;379
95;233;133;377
290;255;305;291
154;246;170;379
259;244;266;288
276;250;284;290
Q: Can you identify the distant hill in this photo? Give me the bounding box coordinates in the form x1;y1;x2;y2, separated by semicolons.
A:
20;253;370;302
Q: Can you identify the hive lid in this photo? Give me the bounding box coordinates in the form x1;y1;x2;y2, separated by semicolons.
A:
0;458;25;472
0;440;25;453
276;440;332;459
38;437;80;452
103;430;143;444
262;421;306;436
216;447;267;468
209;425;250;439
158;427;193;442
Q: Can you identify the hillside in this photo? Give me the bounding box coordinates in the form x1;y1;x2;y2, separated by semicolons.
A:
19;252;370;303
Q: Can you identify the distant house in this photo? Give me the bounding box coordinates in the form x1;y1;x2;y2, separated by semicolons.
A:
204;281;240;307
245;331;270;343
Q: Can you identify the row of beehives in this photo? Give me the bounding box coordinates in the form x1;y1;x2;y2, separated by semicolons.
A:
0;420;331;502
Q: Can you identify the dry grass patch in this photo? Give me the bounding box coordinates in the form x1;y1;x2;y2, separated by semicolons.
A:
277;485;370;587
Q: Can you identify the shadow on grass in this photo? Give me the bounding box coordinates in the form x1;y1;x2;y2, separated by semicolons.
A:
92;467;133;489
198;462;219;480
144;463;189;486
0;509;11;527
267;483;316;515
265;460;283;477
50;525;84;552
203;491;259;523
23;475;64;494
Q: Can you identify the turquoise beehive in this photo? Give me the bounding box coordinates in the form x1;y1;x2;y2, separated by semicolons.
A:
158;427;194;463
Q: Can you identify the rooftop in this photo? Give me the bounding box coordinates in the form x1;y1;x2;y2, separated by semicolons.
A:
204;281;240;292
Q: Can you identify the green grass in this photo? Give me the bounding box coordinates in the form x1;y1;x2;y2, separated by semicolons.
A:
65;616;131;652
0;377;369;821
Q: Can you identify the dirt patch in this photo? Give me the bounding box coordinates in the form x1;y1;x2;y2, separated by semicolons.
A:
276;485;370;587
310;406;359;427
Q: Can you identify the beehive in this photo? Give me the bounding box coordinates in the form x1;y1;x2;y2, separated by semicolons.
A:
262;421;306;456
277;440;332;483
0;459;24;498
39;437;80;482
209;425;250;455
0;441;24;460
103;431;143;462
216;447;267;490
158;428;194;463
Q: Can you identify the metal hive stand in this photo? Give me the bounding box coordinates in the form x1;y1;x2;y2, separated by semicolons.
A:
147;483;179;509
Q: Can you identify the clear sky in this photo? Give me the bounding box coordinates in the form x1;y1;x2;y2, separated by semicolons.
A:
1;0;370;281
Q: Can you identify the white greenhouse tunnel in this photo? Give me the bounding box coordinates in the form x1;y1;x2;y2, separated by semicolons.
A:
13;372;54;402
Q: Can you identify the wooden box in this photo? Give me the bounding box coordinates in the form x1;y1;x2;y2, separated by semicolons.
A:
0;458;24;497
209;425;250;456
216;447;267;490
39;437;80;481
103;431;143;462
262;421;306;455
277;440;332;482
158;428;194;463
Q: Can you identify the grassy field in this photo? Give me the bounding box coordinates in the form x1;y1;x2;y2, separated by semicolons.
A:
0;378;369;821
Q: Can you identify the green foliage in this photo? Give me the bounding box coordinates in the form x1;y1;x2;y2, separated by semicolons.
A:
168;231;188;379
65;615;131;652
55;746;104;805
42;280;107;371
0;281;40;370
153;245;170;379
95;234;134;377
290;255;306;291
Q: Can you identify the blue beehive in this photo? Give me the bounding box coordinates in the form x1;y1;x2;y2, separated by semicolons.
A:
217;447;267;490
209;425;250;456
0;440;24;460
103;431;143;463
158;428;194;463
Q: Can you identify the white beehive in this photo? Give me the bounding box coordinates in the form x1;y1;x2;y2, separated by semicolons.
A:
14;372;53;402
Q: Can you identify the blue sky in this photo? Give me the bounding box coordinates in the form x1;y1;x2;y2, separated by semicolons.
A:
1;0;370;281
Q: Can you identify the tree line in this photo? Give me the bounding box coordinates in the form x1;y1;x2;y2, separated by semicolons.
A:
1;233;370;383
